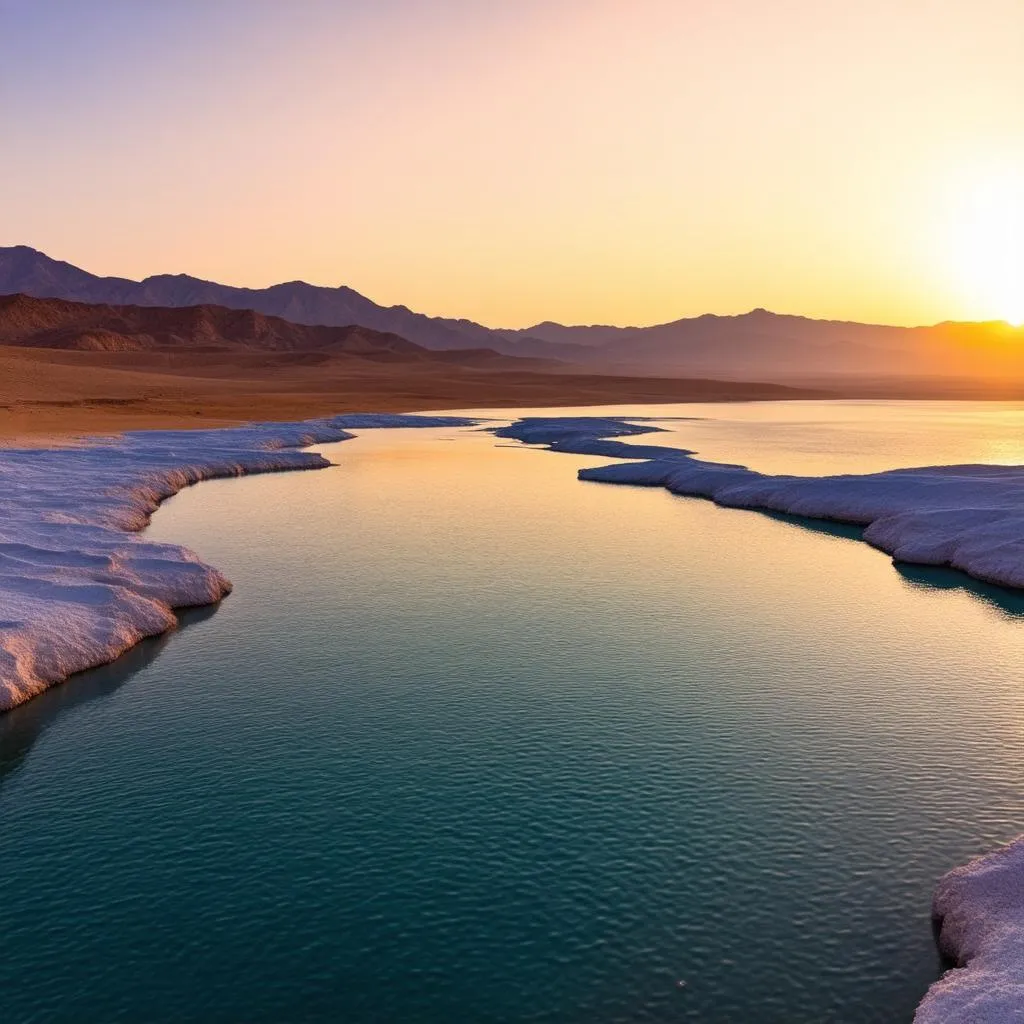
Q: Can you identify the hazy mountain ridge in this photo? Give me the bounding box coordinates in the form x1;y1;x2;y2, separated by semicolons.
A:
0;246;572;361
510;307;1024;379
0;292;536;369
3;246;1022;381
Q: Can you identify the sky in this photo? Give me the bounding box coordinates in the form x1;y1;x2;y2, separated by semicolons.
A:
1;0;1022;328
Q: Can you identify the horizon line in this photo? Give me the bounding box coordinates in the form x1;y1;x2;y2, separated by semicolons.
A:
3;243;1020;335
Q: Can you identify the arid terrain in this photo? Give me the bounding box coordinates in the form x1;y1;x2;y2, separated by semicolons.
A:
5;250;1024;444
6;246;1024;382
0;293;824;441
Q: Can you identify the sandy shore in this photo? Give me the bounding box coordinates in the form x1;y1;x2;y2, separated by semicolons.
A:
0;344;826;442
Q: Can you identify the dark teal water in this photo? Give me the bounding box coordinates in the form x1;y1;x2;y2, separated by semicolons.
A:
3;407;1024;1023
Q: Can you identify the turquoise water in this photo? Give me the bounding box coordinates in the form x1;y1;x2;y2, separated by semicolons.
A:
2;402;1024;1023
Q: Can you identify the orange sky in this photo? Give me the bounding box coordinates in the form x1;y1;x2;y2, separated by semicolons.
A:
3;0;1022;327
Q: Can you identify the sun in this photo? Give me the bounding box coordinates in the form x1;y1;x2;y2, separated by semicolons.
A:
947;168;1024;325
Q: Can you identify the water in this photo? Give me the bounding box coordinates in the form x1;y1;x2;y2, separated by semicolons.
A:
439;399;1024;475
2;401;1023;1023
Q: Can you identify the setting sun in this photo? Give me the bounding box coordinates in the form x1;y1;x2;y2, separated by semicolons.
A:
948;169;1024;326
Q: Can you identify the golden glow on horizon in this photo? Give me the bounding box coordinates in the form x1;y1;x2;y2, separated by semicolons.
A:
3;1;1023;329
947;168;1024;327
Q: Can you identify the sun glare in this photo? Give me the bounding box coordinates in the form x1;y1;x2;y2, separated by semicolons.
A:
948;169;1024;326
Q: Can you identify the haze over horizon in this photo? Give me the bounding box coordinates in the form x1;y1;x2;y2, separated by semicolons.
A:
4;242;1021;333
3;0;1022;329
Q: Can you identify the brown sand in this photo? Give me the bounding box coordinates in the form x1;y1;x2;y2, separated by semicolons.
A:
0;345;827;443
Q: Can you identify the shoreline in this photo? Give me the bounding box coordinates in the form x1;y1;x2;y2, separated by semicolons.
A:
0;414;475;713
0;393;788;448
14;403;1024;715
915;837;1024;1023
7;390;1024;451
493;416;1024;592
0;341;828;445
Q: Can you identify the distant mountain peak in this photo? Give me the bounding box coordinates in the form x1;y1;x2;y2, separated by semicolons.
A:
0;291;529;369
0;246;576;361
2;246;1013;383
1;244;46;258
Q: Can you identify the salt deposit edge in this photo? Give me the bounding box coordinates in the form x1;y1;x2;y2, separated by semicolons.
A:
915;836;1024;1024
0;414;474;713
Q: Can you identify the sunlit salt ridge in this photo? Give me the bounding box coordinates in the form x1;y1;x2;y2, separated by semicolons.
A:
495;416;1024;590
915;839;1024;1024
0;414;473;713
495;415;1024;1024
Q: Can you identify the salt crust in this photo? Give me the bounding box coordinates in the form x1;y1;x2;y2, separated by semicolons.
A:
496;417;1024;591
0;415;472;712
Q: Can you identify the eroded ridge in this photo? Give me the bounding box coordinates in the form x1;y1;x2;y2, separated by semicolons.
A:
0;414;473;712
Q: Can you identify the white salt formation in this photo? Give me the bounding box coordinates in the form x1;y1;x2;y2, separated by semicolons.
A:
915;837;1024;1023
0;415;472;712
496;417;1024;589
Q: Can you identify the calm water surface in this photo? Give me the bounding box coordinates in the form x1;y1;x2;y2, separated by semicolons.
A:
444;398;1024;474
2;401;1023;1023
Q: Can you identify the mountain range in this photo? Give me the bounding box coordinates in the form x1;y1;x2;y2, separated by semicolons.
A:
0;245;571;360
0;292;532;370
2;245;1022;382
